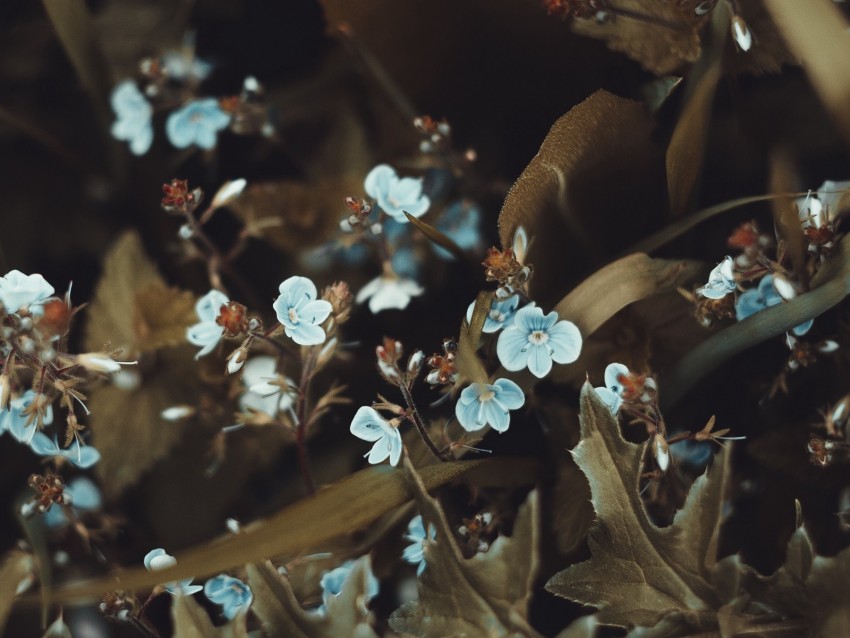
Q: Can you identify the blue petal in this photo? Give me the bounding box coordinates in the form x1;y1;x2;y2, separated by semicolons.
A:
493;378;525;409
594;387;622;414
350;406;389;442
286;322;326;346
792;319;814;336
526;344;553;378
195;290;230;322
278;276;318;307
496;326;530;371
299;299;332;326
166;110;195;148
483;399;510;432
547;320;582;364
456;393;486;432
735;288;765;321
511;305;541;333
364;164;396;200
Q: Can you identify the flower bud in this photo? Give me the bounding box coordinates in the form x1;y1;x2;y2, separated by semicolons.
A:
77;353;138;374
211;178;247;209
653;434;670;472
161;405;195;421
731;15;752;52
407;350;424;376
226;348;248;374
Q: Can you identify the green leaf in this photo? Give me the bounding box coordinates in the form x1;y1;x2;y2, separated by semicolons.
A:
546;384;728;628
390;459;544;637
247;557;378;637
47;458;537;603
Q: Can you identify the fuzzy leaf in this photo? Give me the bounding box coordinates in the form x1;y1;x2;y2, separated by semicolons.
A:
247;557;378;638
172;594;249;638
390;460;544;637
85;231;196;356
546;384;728;628
0;550;35;635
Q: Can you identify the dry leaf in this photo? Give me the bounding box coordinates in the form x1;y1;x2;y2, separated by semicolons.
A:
172;594;249;638
390;460;544;637
0;550;35;635
568;1;709;75
546;384;728;628
133;284;197;352
247;557;378;638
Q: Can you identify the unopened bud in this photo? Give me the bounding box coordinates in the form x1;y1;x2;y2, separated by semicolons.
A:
226;348;248;374
731;15;752;52
77;353;138;374
211;178;247;209
407;350;424;375
653;434;670;472
161;405;195;421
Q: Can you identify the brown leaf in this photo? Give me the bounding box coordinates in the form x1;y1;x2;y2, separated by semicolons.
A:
133;284;198;352
546;384;728;628
247;557;378;638
0;550;35;635
228;177;361;253
455;290;492;388
89;347;200;498
172;594;249;638
569;2;709;75
763;0;850;147
390;459;544;637
769;151;808;288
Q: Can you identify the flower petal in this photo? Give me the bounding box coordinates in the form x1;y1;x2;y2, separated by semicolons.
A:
604;363;630;393
366;438;392;464
195;290;229;322
595;387;622;414
299;299;332;325
496;326;530;371
483;400;510;432
547;320;582;364
526;344;553;378
364;164;396;200
350;406;390;442
278;276;318;306
455;393;486;432
493;378;525;409
287;323;326;346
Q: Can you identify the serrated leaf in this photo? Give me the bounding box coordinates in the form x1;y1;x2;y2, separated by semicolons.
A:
0;550;35;635
568;1;708;75
85;231;196;356
247;557;378;638
172;594;249;638
546;384;728;628
390;460;544;637
48;458;538;603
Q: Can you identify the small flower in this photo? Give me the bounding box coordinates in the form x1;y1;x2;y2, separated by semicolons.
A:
1;390;54;445
697;256;736;299
273;276;332;346
29;435;101;469
161;50;213;82
466;295;519;333
403;515;436;576
0;270;55;315
110;80;153;155
593;362;630;414
735;274;812;336
433;200;482;259
496;306;582;378
210;179;247;209
43;477;101;528
166;99;231;150
349;406;403;466
187;290;229;358
364;164;430;222
356;275;423;313
319;559;379;611
204;574;252;620
455;378;525;433
143;548;203;596
239;356;296;418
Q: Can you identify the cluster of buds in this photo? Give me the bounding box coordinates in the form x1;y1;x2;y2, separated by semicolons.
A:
216;301;250;338
161;179;202;215
688;291;736;328
322;282;353;327
340;197;375;233
219;76;274;137
376;337;424;388
22;473;68;517
457;511;494;555
785;334;839;372
425;338;458;386
482;247;531;299
414;115;452;155
727;221;773;274
807;437;839;467
100;590;141;623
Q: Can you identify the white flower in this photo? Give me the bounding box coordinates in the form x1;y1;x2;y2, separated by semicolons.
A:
273;276;332;346
144;548;203;596
186;290;229;359
697;256;736;299
496;306;582;378
364;164;430;222
349;406;402;466
239;356;296;418
0;270;55;314
455;378;525;433
594;362;630;414
356;275;423;313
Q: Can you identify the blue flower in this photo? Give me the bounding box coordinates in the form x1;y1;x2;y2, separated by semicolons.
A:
0;270;55;315
144;548;203;596
496;306;582;378
29;435;101;469
455;378;525;433
697;256;736;299
350;406;403;466
186;290;229;359
593;362;629;414
735;275;812;336
161;51;213;82
669;439;714;470
43;477;101;528
166;99;231;150
433;200;482;260
364;164;430;222
466;295;519;333
273;276;332;346
110;80;153;155
1;390;54;445
239;356;296;418
204;574;252;619
319;559;379;611
403;515;436;576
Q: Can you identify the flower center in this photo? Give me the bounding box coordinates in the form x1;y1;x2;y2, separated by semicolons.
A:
489;309;504;322
288;308;299;324
529;330;548;345
479;390;495;402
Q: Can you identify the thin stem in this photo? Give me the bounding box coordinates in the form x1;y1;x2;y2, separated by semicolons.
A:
294;348;320;495
128;615;162;638
398;381;444;462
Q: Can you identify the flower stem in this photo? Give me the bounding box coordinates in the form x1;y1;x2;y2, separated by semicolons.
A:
398;381;444;462
294;348;320;495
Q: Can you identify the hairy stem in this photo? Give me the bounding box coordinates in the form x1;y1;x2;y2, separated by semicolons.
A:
398;381;444;462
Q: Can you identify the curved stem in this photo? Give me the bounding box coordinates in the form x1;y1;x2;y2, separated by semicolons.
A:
398;382;444;462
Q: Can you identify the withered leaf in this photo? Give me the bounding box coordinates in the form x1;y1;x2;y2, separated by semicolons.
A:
0;550;35;635
546;384;728;628
228;177;361;253
247;557;378;638
172;594;249;638
89;347;200;498
568;1;709;75
390;460;544;637
85;230;196;357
